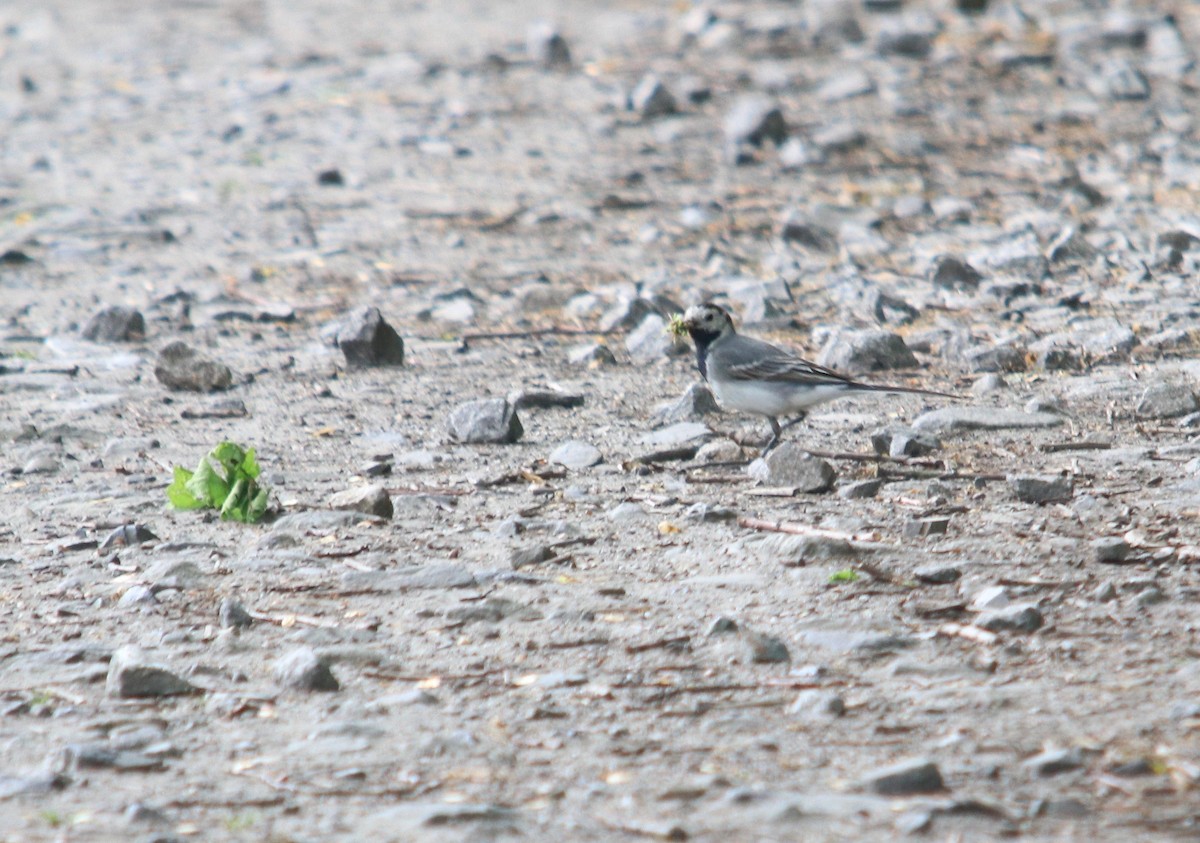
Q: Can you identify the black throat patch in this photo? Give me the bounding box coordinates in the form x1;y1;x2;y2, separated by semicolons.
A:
687;327;721;379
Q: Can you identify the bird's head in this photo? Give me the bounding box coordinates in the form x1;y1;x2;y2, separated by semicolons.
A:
681;302;735;343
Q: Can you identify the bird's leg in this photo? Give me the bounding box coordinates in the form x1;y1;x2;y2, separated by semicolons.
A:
778;411;808;435
762;417;783;454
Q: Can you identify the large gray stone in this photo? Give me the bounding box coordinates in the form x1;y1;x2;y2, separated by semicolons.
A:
448;399;522;444
818;330;917;372
106;646;197;698
274;646;339;692
748;444;835;492
154;342;233;392
336;306;404;368
914;407;1063;435
861;758;945;795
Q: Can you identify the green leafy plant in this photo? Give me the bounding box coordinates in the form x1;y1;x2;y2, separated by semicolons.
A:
828;568;859;584
167;442;269;523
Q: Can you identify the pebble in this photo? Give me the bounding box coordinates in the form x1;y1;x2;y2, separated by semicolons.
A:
144;558;204;589
686;502;738;522
527;21;571;68
355;803;517;838
640;422;711;448
818;68;874;102
970;586;1011;611
818;330;917;372
335;306;405;368
654;383;721;424
838;478;882;499
976;603;1044;633
1008;474;1074;504
567;343;616;367
695;439;744;463
930;256;984;290
218;598;253;628
81;305;145;342
1092;537;1131;564
340;562;476;591
1135;382;1198;419
744;631;790;664
1093;581;1118;602
510;544;555;570
1023;747;1084;776
273;646;340;692
271;510;376;532
118;585;156;608
626;313;682;364
779;211;837;252
328;484;394;519
724;95;787;151
788;689;845;719
748;445;835;493
914;408;1063;435
153;342;233;392
99;523;158;550
106;646;197;698
915;565;962;584
549;441;602;469
799;628;916;654
629;74;676;119
871;426;939;458
861;758;945;795
447;398;523;444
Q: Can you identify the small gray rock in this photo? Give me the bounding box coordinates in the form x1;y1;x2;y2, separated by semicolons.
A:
118;585;156;608
819;330;917;372
749;444;835;493
962;344;1028;374
914;407;1063;435
629;74;676;119
106;646;197;698
549;441;602;469
779;211;837;252
510;544;555;570
527;21;571;68
930;256;983;290
976;603;1044;633
1136;382;1199;419
274;646;340;692
838;478;883;499
788;689;845;719
915;565;962;584
1092;537;1131;564
862;758;945;795
725;95;787;148
218;598;253;628
871;426;939;457
336;307;404;368
154;342;233;392
341;562;476;591
1023;747;1084;776
626;313;683;364
744;632;790;664
567;343;616;367
144;558;204;590
99;524;158;551
82;305;145;342
685;502;738;522
328;484;393;519
654;383;721;424
1009;474;1074;504
448;399;522;444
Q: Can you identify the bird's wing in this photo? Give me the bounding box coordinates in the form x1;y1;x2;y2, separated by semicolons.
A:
722;338;854;387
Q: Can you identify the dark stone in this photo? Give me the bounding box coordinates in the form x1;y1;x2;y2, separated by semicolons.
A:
154;342;233;392
82;306;145;342
336;306;405;368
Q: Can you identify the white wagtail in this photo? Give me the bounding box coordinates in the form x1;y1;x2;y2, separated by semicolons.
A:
680;302;955;451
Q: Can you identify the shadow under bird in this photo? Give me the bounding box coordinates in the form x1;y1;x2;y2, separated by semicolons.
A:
679;302;957;451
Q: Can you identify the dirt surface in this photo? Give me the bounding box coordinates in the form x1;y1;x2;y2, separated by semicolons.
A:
2;0;1200;840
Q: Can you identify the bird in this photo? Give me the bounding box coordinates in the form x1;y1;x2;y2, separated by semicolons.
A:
679;301;956;451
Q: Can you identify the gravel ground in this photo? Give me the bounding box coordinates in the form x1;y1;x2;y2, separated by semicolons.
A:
2;0;1200;840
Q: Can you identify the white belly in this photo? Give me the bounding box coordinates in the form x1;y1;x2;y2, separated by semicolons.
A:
710;378;850;417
